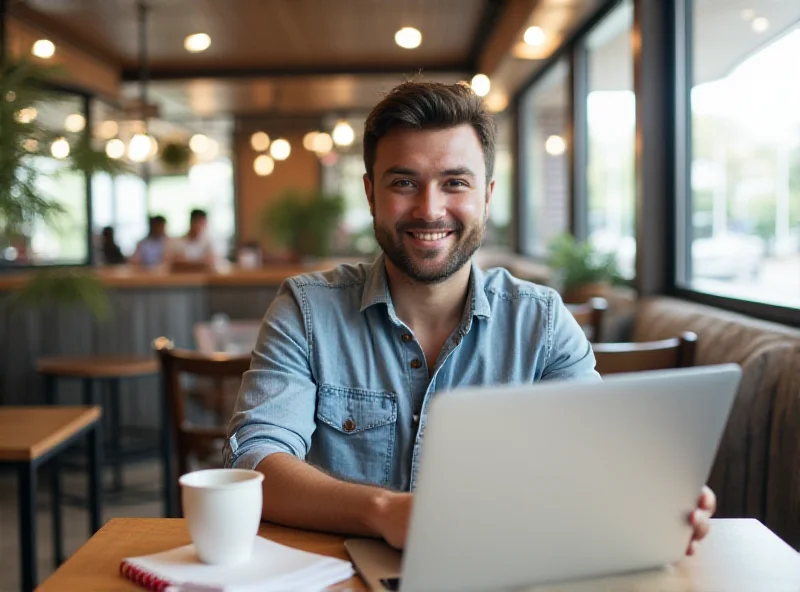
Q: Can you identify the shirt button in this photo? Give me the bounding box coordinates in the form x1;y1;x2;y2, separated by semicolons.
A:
401;333;413;342
413;414;420;424
342;419;356;432
410;358;422;369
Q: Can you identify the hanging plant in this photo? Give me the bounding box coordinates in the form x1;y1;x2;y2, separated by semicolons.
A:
159;140;193;171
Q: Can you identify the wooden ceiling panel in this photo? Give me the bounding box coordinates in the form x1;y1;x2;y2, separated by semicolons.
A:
126;72;466;118
20;0;487;71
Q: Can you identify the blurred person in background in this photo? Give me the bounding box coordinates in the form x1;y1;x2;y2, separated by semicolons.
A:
100;226;126;265
131;215;169;268
167;209;218;271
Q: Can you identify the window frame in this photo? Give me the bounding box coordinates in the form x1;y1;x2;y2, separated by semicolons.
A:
1;90;96;269
669;0;800;325
513;0;625;258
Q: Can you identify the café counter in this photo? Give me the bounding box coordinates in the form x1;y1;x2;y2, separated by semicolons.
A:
0;261;359;415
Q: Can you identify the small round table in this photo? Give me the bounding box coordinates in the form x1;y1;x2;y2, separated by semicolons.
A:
36;356;173;515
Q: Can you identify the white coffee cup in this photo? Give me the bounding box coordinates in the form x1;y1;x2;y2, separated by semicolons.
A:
179;468;264;565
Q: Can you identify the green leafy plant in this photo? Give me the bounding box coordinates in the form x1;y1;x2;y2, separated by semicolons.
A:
547;234;621;292
1;58;127;320
159;140;192;171
261;189;346;259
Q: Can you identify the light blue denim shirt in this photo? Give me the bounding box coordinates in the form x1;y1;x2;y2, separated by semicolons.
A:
224;254;600;491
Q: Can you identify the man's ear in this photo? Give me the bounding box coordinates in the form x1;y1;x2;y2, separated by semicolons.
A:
364;173;375;217
484;179;495;219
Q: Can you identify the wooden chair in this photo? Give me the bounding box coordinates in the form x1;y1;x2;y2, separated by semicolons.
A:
153;337;251;489
592;331;698;375
569;297;608;343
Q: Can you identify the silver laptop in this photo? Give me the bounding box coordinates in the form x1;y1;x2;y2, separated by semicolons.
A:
345;364;741;592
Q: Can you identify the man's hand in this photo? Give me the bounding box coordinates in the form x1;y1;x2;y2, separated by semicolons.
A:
371;491;413;549
686;485;716;556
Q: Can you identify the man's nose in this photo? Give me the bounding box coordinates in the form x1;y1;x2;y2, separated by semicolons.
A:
412;184;446;221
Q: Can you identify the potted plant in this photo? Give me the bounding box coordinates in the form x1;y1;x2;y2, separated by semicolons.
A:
547;234;622;304
260;189;346;261
1;58;126;319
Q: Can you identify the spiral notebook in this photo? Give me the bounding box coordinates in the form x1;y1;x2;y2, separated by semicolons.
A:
119;535;355;591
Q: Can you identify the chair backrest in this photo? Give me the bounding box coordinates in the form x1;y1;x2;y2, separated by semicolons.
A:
592;331;698;375
154;336;251;485
569;297;608;343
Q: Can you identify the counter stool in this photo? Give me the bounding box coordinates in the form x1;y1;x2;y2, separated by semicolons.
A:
35;356;172;515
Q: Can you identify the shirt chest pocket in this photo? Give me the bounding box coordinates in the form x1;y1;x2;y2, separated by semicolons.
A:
312;385;397;487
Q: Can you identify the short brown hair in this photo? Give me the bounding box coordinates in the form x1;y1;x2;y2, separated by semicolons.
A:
363;81;497;183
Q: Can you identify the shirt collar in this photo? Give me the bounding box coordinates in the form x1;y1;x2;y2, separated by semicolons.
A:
359;253;492;322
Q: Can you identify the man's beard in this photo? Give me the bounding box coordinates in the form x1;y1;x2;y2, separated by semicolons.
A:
373;212;486;285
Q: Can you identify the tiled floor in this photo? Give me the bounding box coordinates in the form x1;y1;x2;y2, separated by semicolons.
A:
0;460;164;592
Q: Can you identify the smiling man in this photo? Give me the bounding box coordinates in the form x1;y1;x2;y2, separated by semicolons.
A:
224;81;715;553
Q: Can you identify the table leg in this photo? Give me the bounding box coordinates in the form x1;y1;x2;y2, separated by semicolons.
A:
82;377;94;405
44;374;56;405
18;461;37;592
161;379;176;517
109;378;123;492
50;455;64;566
87;423;103;534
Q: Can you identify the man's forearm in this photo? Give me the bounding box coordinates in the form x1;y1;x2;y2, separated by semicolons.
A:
254;452;398;538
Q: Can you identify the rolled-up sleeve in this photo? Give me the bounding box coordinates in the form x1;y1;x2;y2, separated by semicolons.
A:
224;279;317;470
541;290;602;382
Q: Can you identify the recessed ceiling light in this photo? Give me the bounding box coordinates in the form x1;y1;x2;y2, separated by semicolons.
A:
184;33;211;53
752;17;769;33
545;135;567;156
270;138;291;161
332;121;355;147
313;132;333;155
254;155;275;176
64;113;86;133
303;131;319;151
189;134;209;154
470;74;491;97
524;26;545;47
105;138;125;159
50;137;70;159
97;120;119;140
250;131;270;152
15;107;37;124
32;39;55;59
485;92;508;113
395;27;422;49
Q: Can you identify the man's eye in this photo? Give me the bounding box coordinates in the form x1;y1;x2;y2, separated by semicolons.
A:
393;179;414;188
446;179;469;188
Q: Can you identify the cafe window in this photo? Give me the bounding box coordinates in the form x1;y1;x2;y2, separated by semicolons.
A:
682;1;800;308
519;59;570;257
25;96;89;264
585;0;636;278
486;114;513;250
92;173;148;257
149;160;236;259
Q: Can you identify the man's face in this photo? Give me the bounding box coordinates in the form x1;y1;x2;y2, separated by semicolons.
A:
190;216;207;236
364;125;494;284
152;221;166;237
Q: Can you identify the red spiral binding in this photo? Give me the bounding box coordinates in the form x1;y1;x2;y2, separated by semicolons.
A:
120;560;173;591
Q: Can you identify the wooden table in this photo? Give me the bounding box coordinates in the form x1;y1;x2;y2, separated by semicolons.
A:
38;518;364;591
38;517;800;591
0;406;103;592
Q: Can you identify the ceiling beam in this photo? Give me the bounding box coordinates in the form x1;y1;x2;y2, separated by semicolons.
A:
477;0;540;76
121;61;470;82
467;0;510;73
